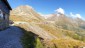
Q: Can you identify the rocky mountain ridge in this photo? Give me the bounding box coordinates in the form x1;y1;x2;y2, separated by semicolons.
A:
10;5;85;48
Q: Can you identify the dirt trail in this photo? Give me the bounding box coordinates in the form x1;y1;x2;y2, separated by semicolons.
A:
0;26;23;48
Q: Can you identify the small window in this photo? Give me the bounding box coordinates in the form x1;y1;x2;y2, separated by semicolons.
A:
0;10;1;18
0;9;3;18
3;13;5;20
0;9;2;14
5;14;8;20
0;11;1;14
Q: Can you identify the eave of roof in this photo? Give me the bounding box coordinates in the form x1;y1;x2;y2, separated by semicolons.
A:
2;0;12;10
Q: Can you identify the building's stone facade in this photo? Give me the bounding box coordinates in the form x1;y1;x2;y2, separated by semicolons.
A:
0;0;11;30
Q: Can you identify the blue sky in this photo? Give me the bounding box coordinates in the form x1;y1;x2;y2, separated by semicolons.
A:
8;0;85;19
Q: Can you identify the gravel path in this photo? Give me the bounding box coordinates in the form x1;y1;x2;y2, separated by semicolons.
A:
0;26;23;48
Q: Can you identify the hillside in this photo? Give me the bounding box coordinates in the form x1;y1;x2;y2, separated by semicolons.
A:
47;13;85;40
10;5;85;48
10;5;45;22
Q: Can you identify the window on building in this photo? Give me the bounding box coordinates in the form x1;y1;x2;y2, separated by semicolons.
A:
0;10;1;18
0;10;1;14
3;13;5;20
0;9;3;18
5;14;8;20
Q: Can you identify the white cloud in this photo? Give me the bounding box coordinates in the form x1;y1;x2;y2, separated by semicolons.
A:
55;8;65;14
38;12;53;19
76;14;82;18
70;12;74;17
38;12;44;16
70;12;82;18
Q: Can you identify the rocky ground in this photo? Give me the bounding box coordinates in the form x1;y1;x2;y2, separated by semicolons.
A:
0;26;23;48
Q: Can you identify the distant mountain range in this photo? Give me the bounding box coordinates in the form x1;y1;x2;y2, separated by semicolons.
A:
47;13;85;31
10;5;85;48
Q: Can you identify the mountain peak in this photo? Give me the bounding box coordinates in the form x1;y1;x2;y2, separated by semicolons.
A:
11;5;45;22
19;5;33;9
12;5;34;11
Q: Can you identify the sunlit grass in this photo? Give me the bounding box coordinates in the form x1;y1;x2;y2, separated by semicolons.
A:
19;27;44;48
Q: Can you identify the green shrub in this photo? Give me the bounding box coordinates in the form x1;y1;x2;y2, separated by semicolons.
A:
35;37;44;48
20;27;44;48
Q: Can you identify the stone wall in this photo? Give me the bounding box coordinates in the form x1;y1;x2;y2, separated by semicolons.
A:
0;0;10;30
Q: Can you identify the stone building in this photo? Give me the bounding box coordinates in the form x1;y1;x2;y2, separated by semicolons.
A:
0;0;12;30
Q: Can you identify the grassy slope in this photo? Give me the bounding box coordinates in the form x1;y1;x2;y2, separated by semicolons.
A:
19;27;44;48
37;23;81;40
37;23;85;48
10;15;85;48
10;15;44;23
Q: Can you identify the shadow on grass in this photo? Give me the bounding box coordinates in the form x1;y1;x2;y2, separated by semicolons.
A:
18;27;44;48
